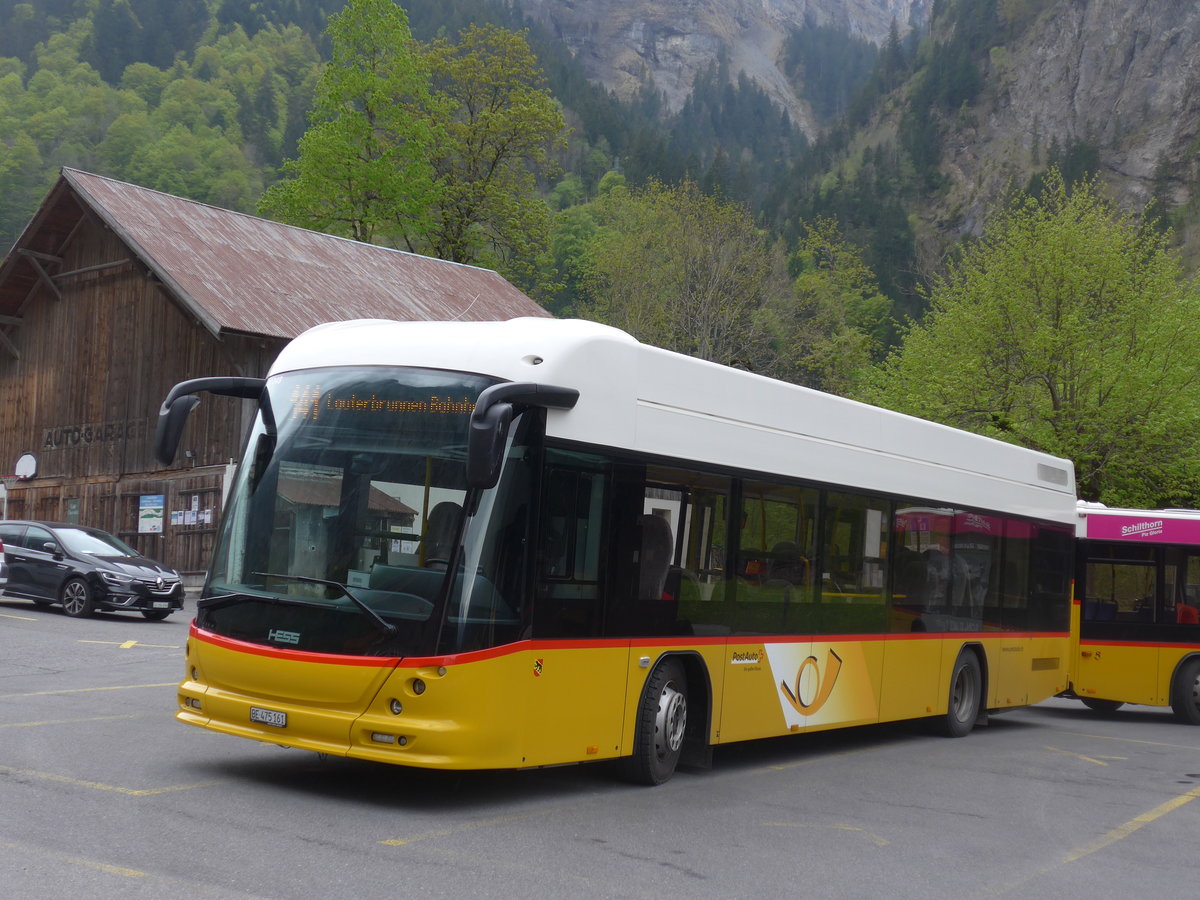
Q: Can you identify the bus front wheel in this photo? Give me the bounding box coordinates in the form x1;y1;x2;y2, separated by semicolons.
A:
623;658;688;785
936;651;982;738
1170;658;1200;725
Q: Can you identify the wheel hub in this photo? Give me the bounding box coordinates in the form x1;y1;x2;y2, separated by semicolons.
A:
655;683;686;758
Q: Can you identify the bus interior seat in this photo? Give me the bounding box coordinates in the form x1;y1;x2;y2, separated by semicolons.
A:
1178;604;1199;624
767;540;809;587
424;501;462;568
638;514;674;601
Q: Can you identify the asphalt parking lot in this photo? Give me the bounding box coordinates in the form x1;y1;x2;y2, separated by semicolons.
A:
3;596;1200;899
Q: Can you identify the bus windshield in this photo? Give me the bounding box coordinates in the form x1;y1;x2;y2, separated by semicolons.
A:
203;366;533;657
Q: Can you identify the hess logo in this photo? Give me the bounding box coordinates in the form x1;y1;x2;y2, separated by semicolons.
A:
780;649;843;716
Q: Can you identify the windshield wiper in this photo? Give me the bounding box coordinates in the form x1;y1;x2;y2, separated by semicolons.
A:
251;572;398;638
197;591;333;612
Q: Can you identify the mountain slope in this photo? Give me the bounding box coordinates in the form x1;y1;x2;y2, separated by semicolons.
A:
513;0;930;134
933;0;1200;247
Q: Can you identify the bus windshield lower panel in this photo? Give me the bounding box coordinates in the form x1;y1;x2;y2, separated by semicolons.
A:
202;366;533;657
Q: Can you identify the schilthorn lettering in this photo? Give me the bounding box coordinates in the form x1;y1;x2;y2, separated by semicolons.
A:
1121;520;1163;537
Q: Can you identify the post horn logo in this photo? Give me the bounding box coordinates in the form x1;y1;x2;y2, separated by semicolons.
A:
780;648;843;716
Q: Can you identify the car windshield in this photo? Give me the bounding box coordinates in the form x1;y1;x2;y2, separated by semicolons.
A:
55;527;140;557
203;365;529;657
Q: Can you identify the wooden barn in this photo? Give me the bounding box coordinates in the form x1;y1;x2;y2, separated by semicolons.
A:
0;168;551;583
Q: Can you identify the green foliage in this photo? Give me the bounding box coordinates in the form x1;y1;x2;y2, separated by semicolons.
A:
578;179;785;369
770;217;895;393
861;169;1200;507
418;23;566;295
258;0;442;246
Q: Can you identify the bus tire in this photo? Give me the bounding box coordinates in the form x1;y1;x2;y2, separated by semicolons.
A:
936;650;982;738
623;658;688;785
1080;698;1124;714
1170;658;1200;725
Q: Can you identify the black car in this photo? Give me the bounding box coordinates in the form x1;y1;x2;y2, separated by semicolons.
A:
0;520;184;619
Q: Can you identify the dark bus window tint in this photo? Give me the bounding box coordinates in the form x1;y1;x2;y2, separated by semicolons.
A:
732;480;819;635
534;450;608;638
1029;524;1072;631
996;520;1032;631
946;511;1001;632
1169;551;1200;624
1081;543;1156;626
642;467;732;637
892;507;955;633
821;491;889;635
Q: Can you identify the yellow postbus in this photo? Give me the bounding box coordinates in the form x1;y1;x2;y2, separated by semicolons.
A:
1069;503;1200;722
158;318;1078;783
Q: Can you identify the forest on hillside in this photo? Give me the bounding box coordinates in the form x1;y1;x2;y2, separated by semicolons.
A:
1;0;899;302
5;0;1200;507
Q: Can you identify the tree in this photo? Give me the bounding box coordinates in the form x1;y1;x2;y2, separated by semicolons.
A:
859;169;1200;507
762;217;894;395
258;0;442;245
259;11;565;298
579;179;785;369
417;23;566;294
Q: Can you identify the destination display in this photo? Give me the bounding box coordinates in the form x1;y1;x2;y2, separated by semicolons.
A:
288;383;476;422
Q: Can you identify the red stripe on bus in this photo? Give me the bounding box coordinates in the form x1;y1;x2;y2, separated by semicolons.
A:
192;623;1068;667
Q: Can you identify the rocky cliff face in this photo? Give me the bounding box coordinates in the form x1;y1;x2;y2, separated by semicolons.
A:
515;0;928;133
931;1;1200;251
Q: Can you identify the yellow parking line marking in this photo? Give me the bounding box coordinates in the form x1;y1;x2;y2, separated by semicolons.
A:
1060;730;1200;751
762;822;890;847
0;714;145;729
1;682;176;698
1063;784;1200;863
0;840;147;878
0;612;37;621
380;808;558;846
0;762;224;796
78;640;180;649
1046;746;1107;766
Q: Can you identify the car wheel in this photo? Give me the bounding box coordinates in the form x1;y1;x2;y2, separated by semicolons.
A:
141;609;172;621
61;577;95;618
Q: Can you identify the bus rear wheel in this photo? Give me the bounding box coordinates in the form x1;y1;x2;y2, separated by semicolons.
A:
1170;658;1200;725
623;658;688;785
1080;698;1124;714
936;651;982;738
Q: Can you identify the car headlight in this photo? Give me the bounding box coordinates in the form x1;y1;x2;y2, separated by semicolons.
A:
100;571;135;586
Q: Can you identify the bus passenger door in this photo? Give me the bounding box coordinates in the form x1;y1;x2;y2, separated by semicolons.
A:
521;456;628;766
1076;554;1161;705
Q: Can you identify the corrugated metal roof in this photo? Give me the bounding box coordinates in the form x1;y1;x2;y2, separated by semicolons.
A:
278;473;417;517
0;169;550;340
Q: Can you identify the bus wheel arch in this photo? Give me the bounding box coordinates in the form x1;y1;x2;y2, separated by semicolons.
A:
1170;655;1200;725
935;645;985;738
623;652;711;785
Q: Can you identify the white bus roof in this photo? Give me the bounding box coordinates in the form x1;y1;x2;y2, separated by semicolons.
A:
270;318;1078;525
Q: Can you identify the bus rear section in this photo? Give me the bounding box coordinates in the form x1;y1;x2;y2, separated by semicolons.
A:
1070;504;1200;722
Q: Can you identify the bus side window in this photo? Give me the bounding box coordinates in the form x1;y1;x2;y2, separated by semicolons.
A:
533;456;607;638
